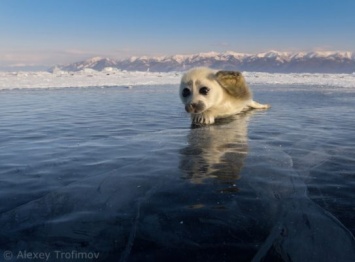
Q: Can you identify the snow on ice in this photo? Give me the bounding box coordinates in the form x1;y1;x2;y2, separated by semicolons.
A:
0;68;355;90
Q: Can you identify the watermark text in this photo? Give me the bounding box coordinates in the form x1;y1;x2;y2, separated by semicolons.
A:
3;250;100;261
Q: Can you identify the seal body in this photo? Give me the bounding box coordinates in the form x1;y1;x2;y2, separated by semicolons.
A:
179;67;270;124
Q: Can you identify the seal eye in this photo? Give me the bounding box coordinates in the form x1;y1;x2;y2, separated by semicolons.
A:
199;87;210;95
182;88;191;97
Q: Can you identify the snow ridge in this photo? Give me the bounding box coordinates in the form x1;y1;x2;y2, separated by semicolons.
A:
51;51;355;74
2;70;355;90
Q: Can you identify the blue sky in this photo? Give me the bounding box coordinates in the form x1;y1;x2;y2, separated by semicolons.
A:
1;0;355;69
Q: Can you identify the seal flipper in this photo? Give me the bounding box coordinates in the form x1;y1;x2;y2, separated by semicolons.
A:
248;100;271;109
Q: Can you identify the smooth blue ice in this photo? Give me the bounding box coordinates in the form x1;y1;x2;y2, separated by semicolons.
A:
0;84;354;261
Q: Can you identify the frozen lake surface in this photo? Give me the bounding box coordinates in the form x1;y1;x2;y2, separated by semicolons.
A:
0;83;354;261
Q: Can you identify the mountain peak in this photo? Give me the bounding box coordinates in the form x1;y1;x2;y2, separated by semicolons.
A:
52;50;355;74
87;56;105;62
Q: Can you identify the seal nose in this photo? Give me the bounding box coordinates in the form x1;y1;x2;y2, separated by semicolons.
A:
185;103;198;113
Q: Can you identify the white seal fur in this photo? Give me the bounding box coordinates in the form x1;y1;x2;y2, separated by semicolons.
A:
180;67;270;124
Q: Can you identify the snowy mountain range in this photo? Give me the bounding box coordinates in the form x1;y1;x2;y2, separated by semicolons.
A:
51;51;355;73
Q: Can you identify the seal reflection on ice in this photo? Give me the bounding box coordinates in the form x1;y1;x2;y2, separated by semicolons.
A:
180;67;270;125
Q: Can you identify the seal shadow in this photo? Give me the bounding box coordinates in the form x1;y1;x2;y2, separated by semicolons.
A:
179;110;257;190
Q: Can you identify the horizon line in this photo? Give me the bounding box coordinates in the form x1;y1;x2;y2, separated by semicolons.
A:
1;49;355;72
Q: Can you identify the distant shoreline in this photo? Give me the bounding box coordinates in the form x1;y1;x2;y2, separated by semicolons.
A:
1;70;354;90
2;50;355;74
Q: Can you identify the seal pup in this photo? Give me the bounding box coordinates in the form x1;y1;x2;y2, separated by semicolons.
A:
179;67;270;124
